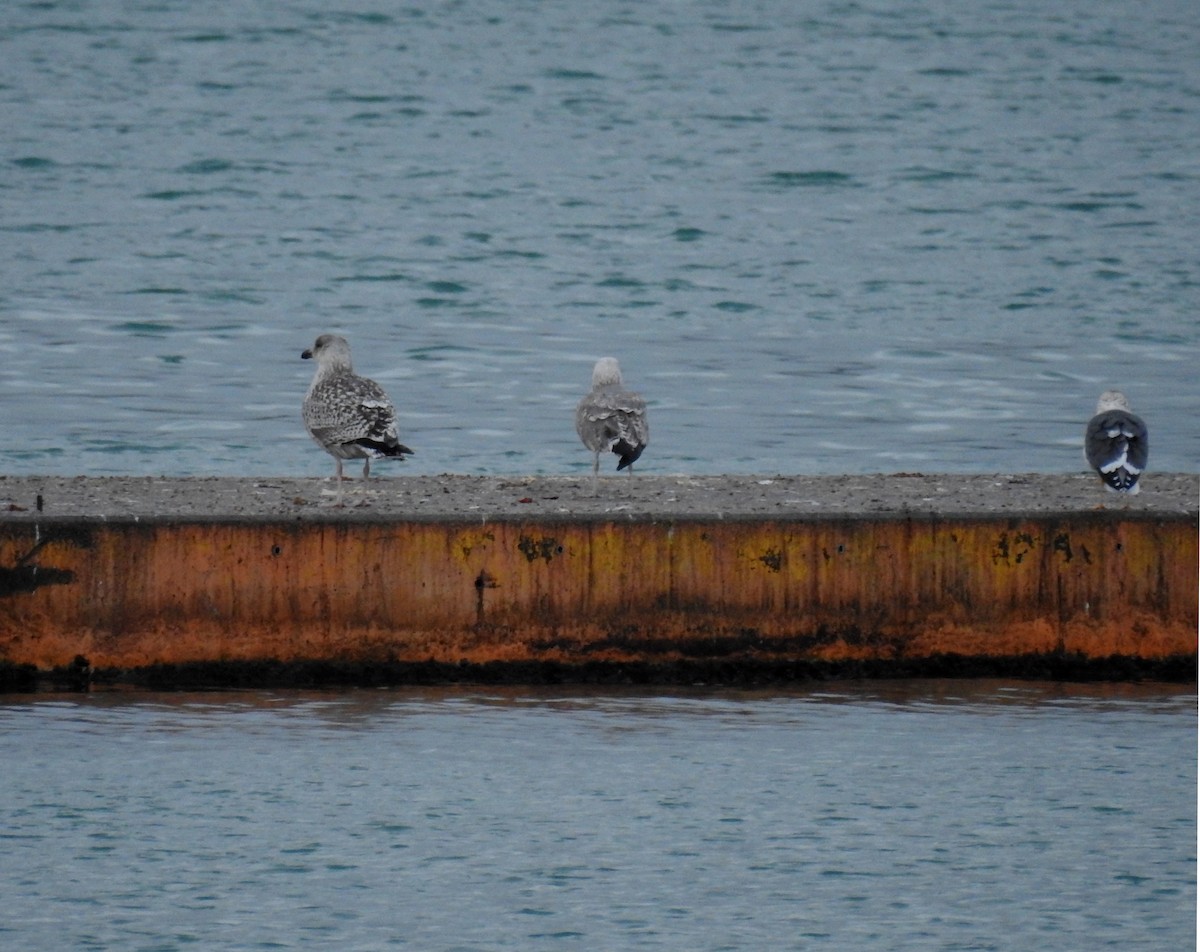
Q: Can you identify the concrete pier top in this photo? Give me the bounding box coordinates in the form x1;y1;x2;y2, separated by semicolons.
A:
1;473;1196;523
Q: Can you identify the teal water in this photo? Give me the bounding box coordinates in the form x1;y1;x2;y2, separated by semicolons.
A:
0;684;1194;951
1;0;1198;477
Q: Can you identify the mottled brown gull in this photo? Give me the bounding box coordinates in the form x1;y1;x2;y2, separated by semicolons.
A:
1084;390;1148;494
575;357;649;494
301;334;413;488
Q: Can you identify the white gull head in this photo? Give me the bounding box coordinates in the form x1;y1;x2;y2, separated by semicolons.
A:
591;356;623;388
301;333;355;376
1095;389;1131;414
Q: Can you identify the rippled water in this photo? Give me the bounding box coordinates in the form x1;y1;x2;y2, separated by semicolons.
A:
1;0;1197;478
0;684;1194;951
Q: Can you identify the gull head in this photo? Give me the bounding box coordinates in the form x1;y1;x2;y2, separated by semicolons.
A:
302;334;354;372
1095;390;1132;414
591;356;624;388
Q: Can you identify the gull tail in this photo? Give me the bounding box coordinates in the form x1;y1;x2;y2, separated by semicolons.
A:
613;439;644;471
1100;469;1141;493
354;439;414;459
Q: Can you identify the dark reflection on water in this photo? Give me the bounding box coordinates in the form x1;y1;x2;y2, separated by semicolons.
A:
2;682;1194;951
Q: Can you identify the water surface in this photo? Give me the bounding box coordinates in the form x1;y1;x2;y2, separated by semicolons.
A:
1;0;1198;477
1;683;1194;950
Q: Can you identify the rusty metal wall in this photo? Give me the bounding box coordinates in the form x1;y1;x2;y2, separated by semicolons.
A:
1;514;1195;670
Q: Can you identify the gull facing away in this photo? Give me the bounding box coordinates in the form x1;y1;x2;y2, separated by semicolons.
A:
575;357;649;493
301;334;413;486
1084;390;1148;494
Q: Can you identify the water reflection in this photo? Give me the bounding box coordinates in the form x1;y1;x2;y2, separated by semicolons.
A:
5;679;1192;726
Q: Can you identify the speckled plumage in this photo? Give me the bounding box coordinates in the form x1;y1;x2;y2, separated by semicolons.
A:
301;334;412;481
575;357;648;493
1084;390;1148;494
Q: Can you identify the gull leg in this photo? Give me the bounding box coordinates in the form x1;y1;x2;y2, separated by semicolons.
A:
363;458;371;479
591;452;600;496
332;458;346;507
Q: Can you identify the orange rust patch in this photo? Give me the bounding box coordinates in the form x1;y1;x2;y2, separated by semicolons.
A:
1;515;1195;671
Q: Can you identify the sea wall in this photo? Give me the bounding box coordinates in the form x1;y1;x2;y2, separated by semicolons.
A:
1;475;1195;683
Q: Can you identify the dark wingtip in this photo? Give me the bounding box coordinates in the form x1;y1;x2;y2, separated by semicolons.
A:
613;440;644;471
1101;472;1140;492
355;439;413;458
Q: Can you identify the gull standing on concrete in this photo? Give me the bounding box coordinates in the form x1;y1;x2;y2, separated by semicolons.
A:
301;334;413;494
575;357;649;494
1084;390;1148;494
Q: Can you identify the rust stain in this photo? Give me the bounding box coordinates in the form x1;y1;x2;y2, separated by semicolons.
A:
0;515;1195;671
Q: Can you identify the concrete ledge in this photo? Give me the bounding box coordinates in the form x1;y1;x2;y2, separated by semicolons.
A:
2;474;1196;686
1;473;1196;522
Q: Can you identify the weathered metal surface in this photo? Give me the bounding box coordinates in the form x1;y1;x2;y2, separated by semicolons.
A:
1;507;1195;672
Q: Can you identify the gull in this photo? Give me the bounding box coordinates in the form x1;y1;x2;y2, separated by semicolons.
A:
575;357;649;494
1084;390;1148;494
301;334;413;496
